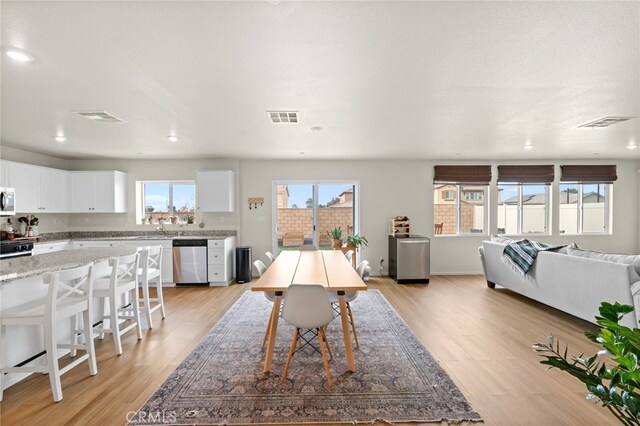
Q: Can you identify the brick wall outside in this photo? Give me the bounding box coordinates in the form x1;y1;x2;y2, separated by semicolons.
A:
277;207;353;244
434;203;478;234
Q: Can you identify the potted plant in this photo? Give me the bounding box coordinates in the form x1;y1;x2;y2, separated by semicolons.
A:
186;215;194;224
533;302;640;424
327;227;343;248
345;233;369;249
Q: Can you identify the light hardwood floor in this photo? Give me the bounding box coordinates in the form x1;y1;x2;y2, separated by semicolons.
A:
0;276;617;425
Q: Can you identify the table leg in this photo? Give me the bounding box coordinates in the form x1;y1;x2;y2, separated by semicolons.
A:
338;291;356;372
263;291;283;373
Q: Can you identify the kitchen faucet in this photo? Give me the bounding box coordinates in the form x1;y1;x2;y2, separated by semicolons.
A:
156;221;168;237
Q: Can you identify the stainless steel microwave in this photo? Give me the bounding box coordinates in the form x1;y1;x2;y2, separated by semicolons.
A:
0;187;16;216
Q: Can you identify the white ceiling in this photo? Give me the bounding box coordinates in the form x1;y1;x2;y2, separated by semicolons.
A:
1;1;639;160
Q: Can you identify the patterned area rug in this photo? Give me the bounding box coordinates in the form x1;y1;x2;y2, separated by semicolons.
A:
130;289;481;425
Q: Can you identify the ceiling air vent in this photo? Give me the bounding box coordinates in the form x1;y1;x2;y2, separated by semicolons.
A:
578;116;635;128
73;111;125;123
267;111;299;123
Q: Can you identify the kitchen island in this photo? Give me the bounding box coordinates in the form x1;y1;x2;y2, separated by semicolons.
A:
0;246;138;392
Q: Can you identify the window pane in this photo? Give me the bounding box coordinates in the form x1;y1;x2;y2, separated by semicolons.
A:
522;184;547;234
460;185;485;234
433;184;457;235
318;184;354;249
173;184;196;216
276;184;314;253
582;184;606;233
497;184;517;234
559;184;579;234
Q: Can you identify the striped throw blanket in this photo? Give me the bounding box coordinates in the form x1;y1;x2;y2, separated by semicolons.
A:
502;239;564;277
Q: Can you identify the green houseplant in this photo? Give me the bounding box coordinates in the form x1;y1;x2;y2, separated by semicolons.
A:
345;233;368;249
327;227;343;248
533;302;640;425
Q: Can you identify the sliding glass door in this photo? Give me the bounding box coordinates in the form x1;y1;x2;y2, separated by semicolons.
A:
274;182;358;253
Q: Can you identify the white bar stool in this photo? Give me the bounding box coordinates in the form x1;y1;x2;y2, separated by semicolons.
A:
93;252;143;355
139;246;166;329
0;263;98;402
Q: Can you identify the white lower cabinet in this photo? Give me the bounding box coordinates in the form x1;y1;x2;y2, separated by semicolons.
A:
208;237;236;285
32;241;72;255
72;241;120;248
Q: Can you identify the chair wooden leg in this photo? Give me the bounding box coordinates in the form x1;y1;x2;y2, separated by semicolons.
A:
45;319;63;402
141;278;153;329
281;328;299;384
132;289;143;340
322;326;333;361
69;314;78;357
110;296;123;355
98;297;106;339
346;302;359;349
318;328;333;387
262;308;274;350
156;277;166;319
83;309;98;376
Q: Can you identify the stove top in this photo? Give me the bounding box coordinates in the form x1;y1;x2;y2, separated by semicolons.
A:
0;239;34;259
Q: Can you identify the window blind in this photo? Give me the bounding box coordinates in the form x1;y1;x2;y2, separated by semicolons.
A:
433;165;491;184
560;165;617;183
497;165;554;184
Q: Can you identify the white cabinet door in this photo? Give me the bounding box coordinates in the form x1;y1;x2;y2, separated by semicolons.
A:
40;167;70;213
93;172;116;212
196;170;235;212
70;172;95;212
73;241;120;248
0;160;10;187
9;162;40;212
70;171;127;213
32;241;72;255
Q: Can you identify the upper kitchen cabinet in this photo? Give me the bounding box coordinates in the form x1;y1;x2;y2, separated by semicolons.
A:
8;162;70;213
70;171;127;213
196;170;235;212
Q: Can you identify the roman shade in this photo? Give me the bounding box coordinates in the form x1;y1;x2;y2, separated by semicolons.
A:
560;165;617;183
433;165;491;184
497;165;554;184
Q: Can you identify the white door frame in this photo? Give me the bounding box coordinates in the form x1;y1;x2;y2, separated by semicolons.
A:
271;180;361;254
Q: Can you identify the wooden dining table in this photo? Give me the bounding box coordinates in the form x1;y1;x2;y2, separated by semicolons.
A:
251;250;367;373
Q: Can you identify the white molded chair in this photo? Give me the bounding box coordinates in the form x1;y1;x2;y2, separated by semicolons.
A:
298;245;317;251
93;253;143;355
0;263;97;402
265;251;277;265
281;284;335;386
344;250;354;265
139;246;166;328
254;260;277;349
328;260;369;349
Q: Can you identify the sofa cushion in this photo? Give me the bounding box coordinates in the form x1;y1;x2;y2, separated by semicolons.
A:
491;234;514;245
566;246;640;281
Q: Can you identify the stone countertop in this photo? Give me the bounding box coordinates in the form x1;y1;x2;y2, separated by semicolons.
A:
34;230;236;244
0;247;138;283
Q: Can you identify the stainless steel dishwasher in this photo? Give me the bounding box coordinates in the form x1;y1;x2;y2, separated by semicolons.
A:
388;235;430;283
172;239;208;285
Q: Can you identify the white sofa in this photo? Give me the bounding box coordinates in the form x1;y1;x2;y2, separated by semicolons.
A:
479;241;640;328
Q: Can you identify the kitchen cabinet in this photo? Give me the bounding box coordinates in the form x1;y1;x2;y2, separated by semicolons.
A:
4;162;70;213
70;171;127;213
196;170;235;212
32;241;72;255
207;236;236;285
72;241;120;248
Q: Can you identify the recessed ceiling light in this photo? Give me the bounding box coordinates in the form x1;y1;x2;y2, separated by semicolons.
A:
626;144;638;150
310;126;322;132
5;48;34;62
524;145;533;150
167;135;178;142
299;152;305;155
54;135;67;143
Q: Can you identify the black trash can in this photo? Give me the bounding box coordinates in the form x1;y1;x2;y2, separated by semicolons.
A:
235;246;252;283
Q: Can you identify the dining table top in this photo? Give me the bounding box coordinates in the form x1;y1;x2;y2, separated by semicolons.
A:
251;250;367;292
